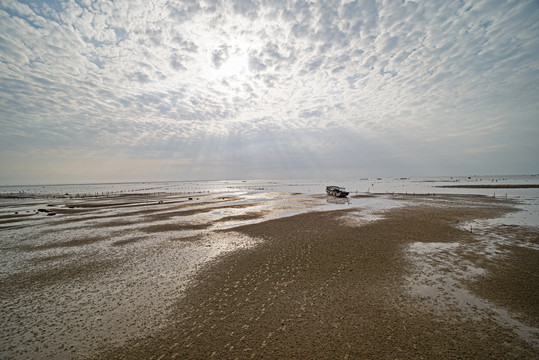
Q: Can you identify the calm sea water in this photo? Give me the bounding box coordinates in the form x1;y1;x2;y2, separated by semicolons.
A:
2;174;538;197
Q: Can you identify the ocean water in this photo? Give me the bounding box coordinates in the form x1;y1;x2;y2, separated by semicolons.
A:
1;175;538;358
2;174;539;198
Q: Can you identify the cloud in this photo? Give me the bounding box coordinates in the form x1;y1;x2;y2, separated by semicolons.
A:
248;55;266;72
0;0;538;184
232;0;259;18
211;46;229;68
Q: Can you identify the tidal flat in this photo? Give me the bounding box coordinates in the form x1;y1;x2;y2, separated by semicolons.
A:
0;189;538;359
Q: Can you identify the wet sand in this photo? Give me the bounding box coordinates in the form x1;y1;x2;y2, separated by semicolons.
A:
1;192;320;359
99;195;539;359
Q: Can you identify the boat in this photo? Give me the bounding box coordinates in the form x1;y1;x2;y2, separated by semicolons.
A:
326;185;349;197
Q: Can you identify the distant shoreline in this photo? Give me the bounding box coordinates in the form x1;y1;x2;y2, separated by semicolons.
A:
436;184;539;189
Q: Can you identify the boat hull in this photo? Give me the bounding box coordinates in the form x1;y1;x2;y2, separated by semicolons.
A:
326;186;349;197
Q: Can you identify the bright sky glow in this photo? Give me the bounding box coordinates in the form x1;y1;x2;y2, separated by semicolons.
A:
0;0;538;184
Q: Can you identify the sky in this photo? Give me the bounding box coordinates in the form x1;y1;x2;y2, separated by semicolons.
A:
0;0;538;185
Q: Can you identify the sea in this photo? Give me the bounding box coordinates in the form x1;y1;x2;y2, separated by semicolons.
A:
1;175;538;358
2;174;539;198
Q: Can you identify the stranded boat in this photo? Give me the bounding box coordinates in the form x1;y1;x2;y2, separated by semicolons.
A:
326;185;349;198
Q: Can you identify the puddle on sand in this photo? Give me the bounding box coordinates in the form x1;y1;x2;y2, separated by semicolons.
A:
406;241;539;347
337;196;408;227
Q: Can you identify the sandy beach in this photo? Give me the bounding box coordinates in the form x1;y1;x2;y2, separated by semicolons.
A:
1;188;538;359
93;194;538;359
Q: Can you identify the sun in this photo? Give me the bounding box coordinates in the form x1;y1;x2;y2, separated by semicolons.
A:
207;37;252;83
219;53;249;79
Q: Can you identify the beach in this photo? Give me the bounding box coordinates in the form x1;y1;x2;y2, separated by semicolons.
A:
1;182;538;359
99;194;538;359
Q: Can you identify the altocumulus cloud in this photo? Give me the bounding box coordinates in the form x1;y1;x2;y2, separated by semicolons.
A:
0;0;538;183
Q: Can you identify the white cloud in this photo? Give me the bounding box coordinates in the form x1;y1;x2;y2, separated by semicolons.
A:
0;0;538;184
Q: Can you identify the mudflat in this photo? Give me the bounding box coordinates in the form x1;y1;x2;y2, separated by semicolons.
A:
100;195;539;359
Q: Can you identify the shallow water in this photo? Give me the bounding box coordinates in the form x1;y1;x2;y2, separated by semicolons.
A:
2;174;538;198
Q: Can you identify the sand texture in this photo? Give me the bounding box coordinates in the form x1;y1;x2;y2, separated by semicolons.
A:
98;195;539;359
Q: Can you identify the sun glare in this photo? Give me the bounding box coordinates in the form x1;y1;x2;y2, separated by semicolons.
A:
218;53;249;80
216;54;248;80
